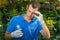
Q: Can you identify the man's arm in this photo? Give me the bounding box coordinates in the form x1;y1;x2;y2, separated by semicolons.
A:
40;22;50;39
35;11;50;39
5;31;12;40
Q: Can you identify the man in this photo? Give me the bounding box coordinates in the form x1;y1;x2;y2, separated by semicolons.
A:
5;1;50;40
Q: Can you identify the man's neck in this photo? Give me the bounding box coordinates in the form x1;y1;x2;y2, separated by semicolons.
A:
24;14;31;22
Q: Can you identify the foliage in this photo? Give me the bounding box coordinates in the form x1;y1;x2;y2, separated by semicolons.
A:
0;11;3;24
0;0;60;40
9;8;19;17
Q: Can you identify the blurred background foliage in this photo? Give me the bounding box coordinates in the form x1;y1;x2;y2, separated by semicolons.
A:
0;0;60;40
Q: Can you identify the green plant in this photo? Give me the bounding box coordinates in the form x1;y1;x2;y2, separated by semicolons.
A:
9;8;18;17
0;11;3;24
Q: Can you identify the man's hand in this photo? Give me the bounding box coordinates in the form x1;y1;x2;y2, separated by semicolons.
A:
11;25;23;38
34;11;44;24
11;29;23;38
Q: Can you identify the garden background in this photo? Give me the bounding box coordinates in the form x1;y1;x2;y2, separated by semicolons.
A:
0;0;60;40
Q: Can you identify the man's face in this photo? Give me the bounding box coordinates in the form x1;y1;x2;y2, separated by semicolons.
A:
26;4;38;19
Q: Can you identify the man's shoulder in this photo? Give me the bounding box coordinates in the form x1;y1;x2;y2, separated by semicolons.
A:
10;15;23;21
11;15;22;19
33;17;42;24
33;17;37;21
33;17;39;21
32;17;40;23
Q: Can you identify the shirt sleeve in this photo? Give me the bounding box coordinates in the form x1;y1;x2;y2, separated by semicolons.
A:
7;17;16;33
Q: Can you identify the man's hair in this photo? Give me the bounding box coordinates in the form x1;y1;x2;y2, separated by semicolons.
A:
28;1;40;9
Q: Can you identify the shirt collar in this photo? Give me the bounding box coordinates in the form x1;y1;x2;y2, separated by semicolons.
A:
20;14;36;22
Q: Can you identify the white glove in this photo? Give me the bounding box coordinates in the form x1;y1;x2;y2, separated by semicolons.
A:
35;11;44;24
11;25;23;38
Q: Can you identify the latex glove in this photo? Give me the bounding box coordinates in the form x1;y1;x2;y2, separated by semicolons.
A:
11;25;23;38
35;11;44;24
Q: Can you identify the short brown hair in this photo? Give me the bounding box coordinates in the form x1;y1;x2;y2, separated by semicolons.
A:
29;1;40;9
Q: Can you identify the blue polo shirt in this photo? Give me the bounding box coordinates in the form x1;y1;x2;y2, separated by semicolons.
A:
7;14;43;40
